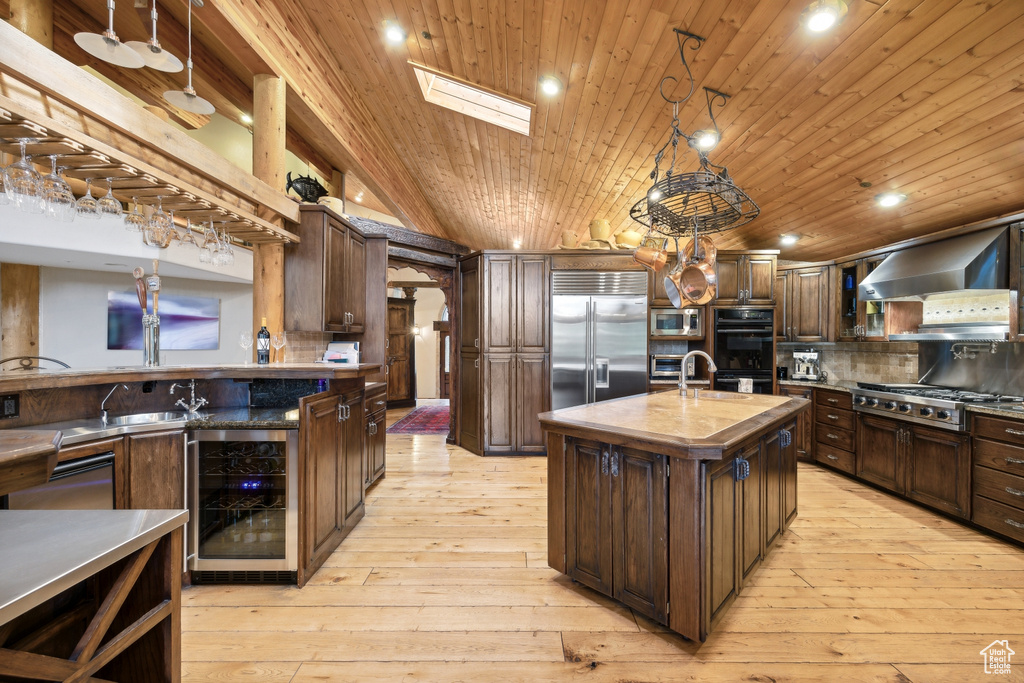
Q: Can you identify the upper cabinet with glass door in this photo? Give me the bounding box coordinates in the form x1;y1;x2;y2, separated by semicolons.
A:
835;255;888;341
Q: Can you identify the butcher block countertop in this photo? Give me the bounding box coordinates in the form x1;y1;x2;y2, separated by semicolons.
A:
0;362;381;392
539;390;810;460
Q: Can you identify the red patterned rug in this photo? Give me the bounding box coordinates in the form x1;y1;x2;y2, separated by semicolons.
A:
387;405;451;435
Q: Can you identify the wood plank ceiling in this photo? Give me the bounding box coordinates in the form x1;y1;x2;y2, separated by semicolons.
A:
288;0;1024;260
31;0;1024;261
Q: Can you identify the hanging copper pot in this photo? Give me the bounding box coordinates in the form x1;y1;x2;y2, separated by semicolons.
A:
684;235;717;266
679;260;717;305
633;246;669;271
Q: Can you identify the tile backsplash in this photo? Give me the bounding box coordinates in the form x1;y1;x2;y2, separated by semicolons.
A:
777;342;919;384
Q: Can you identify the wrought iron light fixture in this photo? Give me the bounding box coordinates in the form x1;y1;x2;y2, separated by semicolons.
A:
629;29;759;239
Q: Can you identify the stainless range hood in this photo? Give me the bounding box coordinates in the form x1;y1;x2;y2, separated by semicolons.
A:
859;226;1010;342
859;226;1008;300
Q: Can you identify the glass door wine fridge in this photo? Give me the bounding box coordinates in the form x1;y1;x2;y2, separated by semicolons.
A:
189;429;298;575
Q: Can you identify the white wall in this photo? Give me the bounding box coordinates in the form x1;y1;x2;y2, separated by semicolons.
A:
38;267;252;368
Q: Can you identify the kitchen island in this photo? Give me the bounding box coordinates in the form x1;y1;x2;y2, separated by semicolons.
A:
541;389;809;642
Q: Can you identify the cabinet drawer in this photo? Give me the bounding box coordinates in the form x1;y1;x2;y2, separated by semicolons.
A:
973;415;1024;445
974;465;1024;512
974;438;1024;476
815;390;852;411
816;423;855;452
815;444;854;474
814;405;855;431
973;495;1024;544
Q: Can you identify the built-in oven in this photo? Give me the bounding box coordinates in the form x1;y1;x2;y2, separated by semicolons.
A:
189;429;298;582
650;306;704;338
712;308;774;394
2;452;115;510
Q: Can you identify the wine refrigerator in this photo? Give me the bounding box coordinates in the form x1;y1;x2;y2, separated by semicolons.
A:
189;429;298;581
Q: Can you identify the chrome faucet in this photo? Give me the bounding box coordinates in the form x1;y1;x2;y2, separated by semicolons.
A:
170;379;207;414
679;350;717;398
101;384;130;424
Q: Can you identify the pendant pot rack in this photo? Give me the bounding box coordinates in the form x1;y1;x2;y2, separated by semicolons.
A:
629;29;760;241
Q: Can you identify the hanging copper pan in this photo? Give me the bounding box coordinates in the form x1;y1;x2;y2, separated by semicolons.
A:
683;235;717;266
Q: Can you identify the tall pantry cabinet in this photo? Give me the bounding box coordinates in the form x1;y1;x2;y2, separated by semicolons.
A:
459;252;550;455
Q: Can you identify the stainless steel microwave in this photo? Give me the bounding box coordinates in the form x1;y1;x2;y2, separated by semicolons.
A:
650;307;704;338
649;354;697;380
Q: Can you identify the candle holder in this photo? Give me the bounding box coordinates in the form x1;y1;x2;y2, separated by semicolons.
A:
143;313;160;367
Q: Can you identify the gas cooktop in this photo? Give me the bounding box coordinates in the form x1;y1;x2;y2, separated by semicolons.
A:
850;383;1024;431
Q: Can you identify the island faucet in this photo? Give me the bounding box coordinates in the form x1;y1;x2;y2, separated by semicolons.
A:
100;384;130;424
170;379;208;414
679;350;717;398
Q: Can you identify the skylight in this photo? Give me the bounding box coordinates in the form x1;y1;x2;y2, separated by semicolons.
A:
409;61;533;135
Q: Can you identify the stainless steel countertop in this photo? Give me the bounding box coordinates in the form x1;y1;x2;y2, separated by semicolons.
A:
0;509;187;625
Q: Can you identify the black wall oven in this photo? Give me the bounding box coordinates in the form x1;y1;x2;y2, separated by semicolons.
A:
712;308;774;394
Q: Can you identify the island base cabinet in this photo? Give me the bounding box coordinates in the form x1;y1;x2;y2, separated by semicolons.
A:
565;438;668;623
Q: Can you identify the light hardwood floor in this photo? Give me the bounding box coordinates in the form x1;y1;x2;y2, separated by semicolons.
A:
181;409;1024;682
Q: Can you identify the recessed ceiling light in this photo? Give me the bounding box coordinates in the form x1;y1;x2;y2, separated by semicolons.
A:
383;22;406;45
875;192;907;208
354;192;364;203
539;76;561;97
692;129;719;151
513;239;522;250
802;0;847;33
780;234;799;246
240;113;253;124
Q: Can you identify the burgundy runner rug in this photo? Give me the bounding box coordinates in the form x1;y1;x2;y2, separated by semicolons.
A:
386;405;451;435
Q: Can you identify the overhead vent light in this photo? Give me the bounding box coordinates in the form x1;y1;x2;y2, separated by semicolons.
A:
410;61;534;135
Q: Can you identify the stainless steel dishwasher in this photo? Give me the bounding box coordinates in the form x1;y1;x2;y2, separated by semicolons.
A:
2;452;115;509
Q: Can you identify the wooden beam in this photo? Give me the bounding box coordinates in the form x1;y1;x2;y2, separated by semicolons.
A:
387;246;457;269
387;280;442;289
252;74;287;339
346;216;470;255
1;264;40;362
9;0;52;48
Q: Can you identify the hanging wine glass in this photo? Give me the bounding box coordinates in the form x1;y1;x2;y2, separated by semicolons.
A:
74;0;145;69
215;227;233;266
96;178;123;218
179;218;199;247
164;211;181;246
0;151;10;206
144;195;172;246
76;177;100;219
7;139;43;214
126;0;183;72
124;196;147;232
199;222;218;263
40;156;76;223
163;0;215;115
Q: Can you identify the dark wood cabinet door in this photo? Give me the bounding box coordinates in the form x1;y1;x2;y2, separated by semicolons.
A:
483;354;515;452
856;414;904;494
906;425;970;518
302;395;342;578
746;255;776;305
516;354;549;453
775;272;790;342
737;441;763;581
324;220;349;331
369;411;386;484
386;298;415;407
762;429;783;550
458;353;481;453
705;455;738;626
714;254;742;305
517;255;550;353
483;255;516;352
341;393;365;531
782;419;799;526
611;447;668;623
126;430;184;509
566;439;614;597
778;386;814;461
791;267;829;342
345;229;366;333
460;258;481;352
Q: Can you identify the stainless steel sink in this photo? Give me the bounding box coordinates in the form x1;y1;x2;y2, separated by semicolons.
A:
104;411;187;426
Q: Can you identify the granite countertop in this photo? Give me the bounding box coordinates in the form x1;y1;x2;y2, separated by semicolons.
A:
966;404;1024;420
0;362;381;393
0;509;187;625
778;378;858;393
187;406;300;429
540;390;810;459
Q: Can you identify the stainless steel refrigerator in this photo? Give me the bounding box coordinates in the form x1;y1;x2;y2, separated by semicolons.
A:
551;271;648;411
